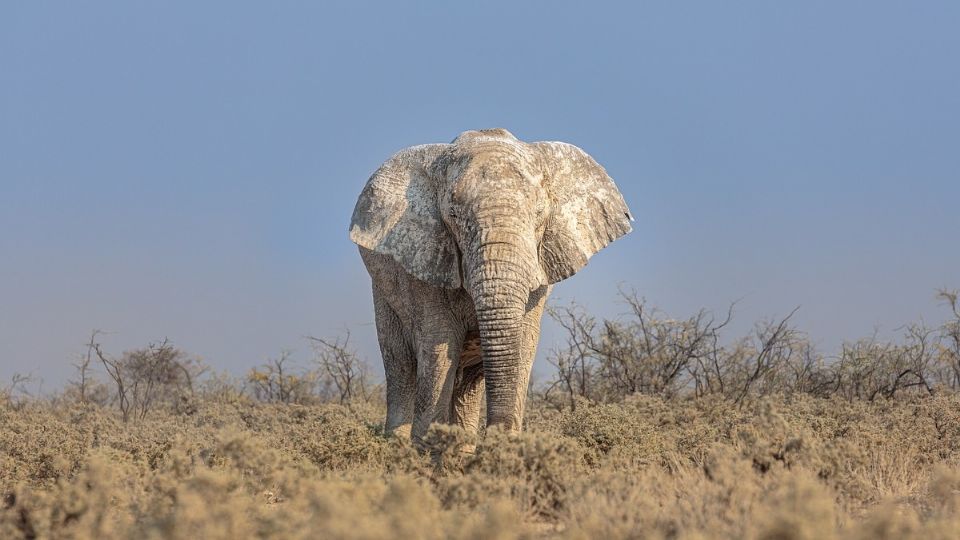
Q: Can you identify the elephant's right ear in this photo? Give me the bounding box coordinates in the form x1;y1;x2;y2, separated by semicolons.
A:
349;144;461;288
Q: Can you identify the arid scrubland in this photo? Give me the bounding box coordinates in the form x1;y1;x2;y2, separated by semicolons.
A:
2;290;960;539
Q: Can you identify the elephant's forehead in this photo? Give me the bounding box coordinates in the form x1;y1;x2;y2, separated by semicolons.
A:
448;157;543;200
446;142;538;176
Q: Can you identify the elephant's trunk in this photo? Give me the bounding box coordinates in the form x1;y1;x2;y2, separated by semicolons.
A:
476;287;526;430
470;230;537;431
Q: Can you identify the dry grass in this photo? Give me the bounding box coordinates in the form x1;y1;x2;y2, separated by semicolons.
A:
4;290;958;537
3;393;960;539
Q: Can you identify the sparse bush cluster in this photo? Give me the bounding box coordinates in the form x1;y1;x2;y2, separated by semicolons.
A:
244;334;377;407
0;373;34;410
92;335;206;422
2;289;960;538
73;331;381;421
538;288;960;409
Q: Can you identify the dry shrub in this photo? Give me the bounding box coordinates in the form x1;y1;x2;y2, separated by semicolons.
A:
542;289;960;407
4;290;960;538
453;427;588;520
3;395;960;538
554;398;665;466
0;400;532;539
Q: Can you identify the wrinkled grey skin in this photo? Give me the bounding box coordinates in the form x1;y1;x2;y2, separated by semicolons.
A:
350;128;632;445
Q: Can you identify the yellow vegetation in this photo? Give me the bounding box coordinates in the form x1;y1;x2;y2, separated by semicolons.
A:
3;393;960;539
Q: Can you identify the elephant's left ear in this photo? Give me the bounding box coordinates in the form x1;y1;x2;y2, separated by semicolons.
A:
535;142;633;284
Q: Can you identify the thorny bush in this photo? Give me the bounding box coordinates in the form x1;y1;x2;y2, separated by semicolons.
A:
539;288;960;409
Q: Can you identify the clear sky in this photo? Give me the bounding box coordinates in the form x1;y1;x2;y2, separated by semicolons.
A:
2;2;958;389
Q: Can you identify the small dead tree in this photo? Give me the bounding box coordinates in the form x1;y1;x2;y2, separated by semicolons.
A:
93;335;201;422
94;339;131;421
544;292;736;407
937;288;960;389
831;324;938;401
125;339;200;420
1;373;34;408
779;341;835;396
898;323;937;397
306;332;372;404
617;291;734;398
687;306;737;398
543;347;586;411
730;307;801;406
70;330;101;404
246;350;314;404
543;303;597;409
832;337;890;401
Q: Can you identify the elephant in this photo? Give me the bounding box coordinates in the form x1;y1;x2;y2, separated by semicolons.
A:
349;128;632;445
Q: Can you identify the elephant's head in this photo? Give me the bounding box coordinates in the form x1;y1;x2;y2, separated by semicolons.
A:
350;128;633;429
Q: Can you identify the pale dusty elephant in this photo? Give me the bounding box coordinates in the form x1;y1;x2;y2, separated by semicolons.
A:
349;128;632;444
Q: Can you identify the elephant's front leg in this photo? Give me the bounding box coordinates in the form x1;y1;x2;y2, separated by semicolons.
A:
411;321;464;448
372;290;417;439
514;285;551;429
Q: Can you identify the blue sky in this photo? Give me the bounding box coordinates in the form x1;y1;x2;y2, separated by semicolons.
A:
2;2;958;388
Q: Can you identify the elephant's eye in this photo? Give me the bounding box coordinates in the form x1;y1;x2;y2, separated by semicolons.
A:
535;197;548;218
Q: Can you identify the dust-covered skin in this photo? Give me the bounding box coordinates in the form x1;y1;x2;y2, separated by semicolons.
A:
350;129;632;443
